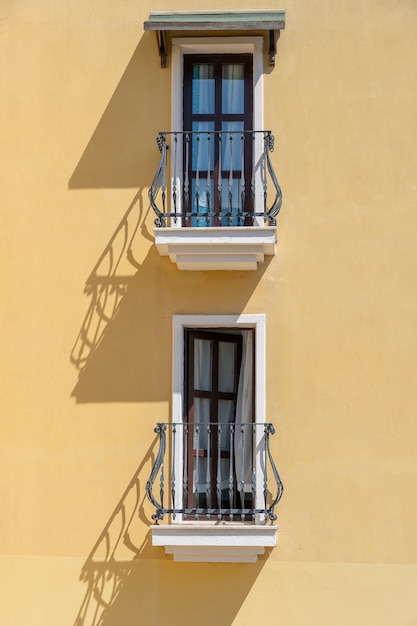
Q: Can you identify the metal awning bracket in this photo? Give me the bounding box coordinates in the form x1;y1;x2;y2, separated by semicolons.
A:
156;31;168;68
269;30;278;66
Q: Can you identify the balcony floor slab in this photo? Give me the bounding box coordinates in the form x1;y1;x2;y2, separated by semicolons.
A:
154;226;277;270
151;523;278;562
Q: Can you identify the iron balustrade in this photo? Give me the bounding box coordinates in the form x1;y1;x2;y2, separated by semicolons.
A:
146;422;283;523
149;131;282;228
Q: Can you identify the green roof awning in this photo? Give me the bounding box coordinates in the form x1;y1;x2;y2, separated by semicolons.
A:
144;10;285;31
144;10;286;67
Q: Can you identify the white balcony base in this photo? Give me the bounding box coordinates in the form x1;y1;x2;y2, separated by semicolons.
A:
154;226;277;270
150;524;277;562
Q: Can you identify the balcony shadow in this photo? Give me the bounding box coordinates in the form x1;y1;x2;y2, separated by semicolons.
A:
80;556;268;626
69;30;274;404
71;192;272;404
71;35;273;624
73;435;155;626
70;189;159;403
69;33;167;189
73;434;269;626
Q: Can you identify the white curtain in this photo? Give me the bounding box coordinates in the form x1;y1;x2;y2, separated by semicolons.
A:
235;330;253;491
193;338;211;489
192;332;253;494
193;64;214;114
222;64;244;114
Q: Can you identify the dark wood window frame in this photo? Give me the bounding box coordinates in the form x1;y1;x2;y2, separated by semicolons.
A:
183;54;254;226
184;328;255;514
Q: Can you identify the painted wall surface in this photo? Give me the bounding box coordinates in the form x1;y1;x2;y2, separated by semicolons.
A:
1;0;417;624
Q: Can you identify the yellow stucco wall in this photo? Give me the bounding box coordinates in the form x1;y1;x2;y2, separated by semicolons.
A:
1;0;417;624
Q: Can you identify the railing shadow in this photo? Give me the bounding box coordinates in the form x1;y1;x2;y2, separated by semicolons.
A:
73;432;270;626
70;188;274;404
69;30;278;405
69;189;175;403
73;437;158;626
70;190;148;375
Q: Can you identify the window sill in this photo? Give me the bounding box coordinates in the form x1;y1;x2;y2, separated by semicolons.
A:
150;523;277;562
154;226;277;271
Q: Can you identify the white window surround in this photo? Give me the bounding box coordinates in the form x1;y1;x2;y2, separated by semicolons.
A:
171;36;264;171
149;314;278;562
171;37;263;227
172;314;266;444
153;36;277;271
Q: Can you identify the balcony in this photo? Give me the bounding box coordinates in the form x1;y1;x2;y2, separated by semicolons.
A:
146;422;284;562
149;130;282;270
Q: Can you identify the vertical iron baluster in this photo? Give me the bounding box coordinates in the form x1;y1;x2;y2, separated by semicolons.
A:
264;423;283;521
228;132;233;226
263;423;269;515
229;423;235;520
171;424;176;519
172;133;178;225
184;133;190;225
251;133;256;224
240;132;245;226
146;423;167;523
160;450;164;513
206;424;211;515
263;133;268;217
240;423;245;521
161;135;166;216
183;423;188;512
194;423;200;518
218;132;222;223
217;423;222;521
251;423;256;521
206;132;211;225
149;134;168;227
195;133;201;224
263;132;282;226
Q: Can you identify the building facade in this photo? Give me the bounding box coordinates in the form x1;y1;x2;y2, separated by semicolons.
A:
1;0;417;624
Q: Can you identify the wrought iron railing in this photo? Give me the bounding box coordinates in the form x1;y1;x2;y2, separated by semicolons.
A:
146;422;283;523
149;131;282;228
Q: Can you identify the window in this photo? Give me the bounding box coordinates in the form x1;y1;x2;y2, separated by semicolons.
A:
172;37;264;226
185;329;253;515
172;315;268;522
183;54;253;226
151;37;280;270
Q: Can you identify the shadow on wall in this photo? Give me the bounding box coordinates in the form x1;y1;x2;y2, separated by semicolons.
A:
72;437;156;626
69;33;167;189
70;190;272;403
70;32;271;626
73;435;268;626
69;190;160;403
69;30;272;403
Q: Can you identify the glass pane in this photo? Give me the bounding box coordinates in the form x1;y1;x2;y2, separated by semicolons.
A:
221;178;242;226
217;419;235;491
194;398;211;431
194;339;212;390
218;400;235;432
192;64;215;114
218;341;237;392
234;423;253;489
221;121;245;172
193;400;211;495
191;179;214;227
222;64;245;114
191;121;215;172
